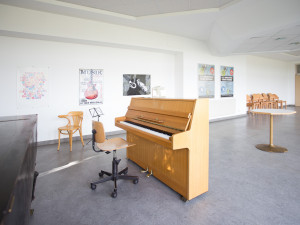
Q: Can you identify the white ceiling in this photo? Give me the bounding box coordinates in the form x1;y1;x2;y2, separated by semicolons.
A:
57;0;235;16
1;0;300;61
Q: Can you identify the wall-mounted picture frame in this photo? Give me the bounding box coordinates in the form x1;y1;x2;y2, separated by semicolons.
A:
123;74;151;96
79;68;103;105
198;63;215;98
17;66;49;108
220;66;234;97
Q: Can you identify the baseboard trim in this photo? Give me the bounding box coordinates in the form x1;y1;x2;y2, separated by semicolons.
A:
37;130;126;147
209;113;247;123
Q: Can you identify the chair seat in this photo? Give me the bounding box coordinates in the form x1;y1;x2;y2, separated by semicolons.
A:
58;125;80;131
96;137;135;151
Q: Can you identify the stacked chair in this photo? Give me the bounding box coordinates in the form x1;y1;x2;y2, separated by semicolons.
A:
246;93;287;112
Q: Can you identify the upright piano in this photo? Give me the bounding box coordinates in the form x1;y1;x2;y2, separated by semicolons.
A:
115;98;209;201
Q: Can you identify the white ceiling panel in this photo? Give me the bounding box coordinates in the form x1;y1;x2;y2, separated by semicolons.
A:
58;0;237;16
0;0;300;61
190;0;234;9
154;0;189;14
286;50;300;56
274;25;300;36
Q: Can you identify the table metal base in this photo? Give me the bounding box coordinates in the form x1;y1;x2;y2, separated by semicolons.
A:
255;144;287;153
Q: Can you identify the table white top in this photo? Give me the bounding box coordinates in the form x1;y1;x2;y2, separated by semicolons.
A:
251;109;296;115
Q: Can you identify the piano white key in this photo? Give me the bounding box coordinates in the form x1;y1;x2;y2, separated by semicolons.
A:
120;121;171;140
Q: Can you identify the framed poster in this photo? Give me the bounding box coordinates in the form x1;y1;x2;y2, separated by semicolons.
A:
17;66;49;108
198;64;215;98
123;74;151;96
220;66;234;97
79;69;103;105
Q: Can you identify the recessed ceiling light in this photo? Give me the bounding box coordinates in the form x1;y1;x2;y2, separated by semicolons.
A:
289;42;300;45
275;37;286;41
250;36;264;39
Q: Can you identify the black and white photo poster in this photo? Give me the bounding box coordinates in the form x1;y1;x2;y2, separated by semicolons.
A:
123;74;151;96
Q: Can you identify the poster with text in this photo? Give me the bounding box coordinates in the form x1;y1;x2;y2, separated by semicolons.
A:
220;66;234;97
198;64;215;98
123;74;151;96
79;69;103;105
17;67;49;108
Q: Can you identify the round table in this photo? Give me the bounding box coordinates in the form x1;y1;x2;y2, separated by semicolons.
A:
250;109;296;153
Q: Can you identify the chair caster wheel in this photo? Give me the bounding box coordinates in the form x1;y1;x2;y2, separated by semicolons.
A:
90;183;97;190
133;178;139;184
99;172;104;177
111;191;117;198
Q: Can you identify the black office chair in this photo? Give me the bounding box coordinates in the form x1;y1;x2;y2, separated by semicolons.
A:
90;121;139;198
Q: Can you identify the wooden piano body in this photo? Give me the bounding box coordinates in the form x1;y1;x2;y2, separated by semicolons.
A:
115;98;209;201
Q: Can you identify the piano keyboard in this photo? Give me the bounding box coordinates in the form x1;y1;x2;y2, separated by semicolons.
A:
120;121;172;140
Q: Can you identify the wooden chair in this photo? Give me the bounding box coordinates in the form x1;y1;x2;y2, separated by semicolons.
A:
246;94;253;112
57;111;84;151
261;93;272;108
268;93;278;109
273;94;287;109
90;121;139;198
246;94;260;112
251;94;263;109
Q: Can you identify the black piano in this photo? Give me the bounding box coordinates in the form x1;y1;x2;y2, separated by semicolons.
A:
0;115;38;225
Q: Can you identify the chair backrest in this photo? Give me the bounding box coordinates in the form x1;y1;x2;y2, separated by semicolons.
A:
273;94;280;100
268;93;277;101
252;94;262;103
262;93;269;101
92;121;106;143
67;111;83;127
246;94;252;103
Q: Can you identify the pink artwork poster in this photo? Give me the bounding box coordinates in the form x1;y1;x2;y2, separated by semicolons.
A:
17;67;49;107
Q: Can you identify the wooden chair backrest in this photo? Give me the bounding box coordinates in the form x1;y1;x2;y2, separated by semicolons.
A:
66;111;83;127
252;94;262;103
246;94;252;103
268;93;277;101
273;94;280;100
92;121;106;143
262;93;269;101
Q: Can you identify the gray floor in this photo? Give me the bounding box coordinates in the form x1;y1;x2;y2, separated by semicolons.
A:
30;107;300;225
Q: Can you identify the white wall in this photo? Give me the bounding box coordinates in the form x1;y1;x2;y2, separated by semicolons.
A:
0;5;296;142
0;36;175;141
246;56;295;104
182;50;248;118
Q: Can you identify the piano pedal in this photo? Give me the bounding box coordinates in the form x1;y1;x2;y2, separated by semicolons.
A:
146;170;153;178
141;167;148;173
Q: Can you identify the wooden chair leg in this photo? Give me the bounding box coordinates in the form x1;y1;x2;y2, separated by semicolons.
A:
57;130;61;151
79;129;84;146
69;132;73;152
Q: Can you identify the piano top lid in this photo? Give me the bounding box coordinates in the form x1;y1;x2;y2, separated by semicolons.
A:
124;98;198;133
129;98;197;115
128;106;191;119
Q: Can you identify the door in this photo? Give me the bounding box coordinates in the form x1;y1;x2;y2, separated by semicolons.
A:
296;75;300;106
